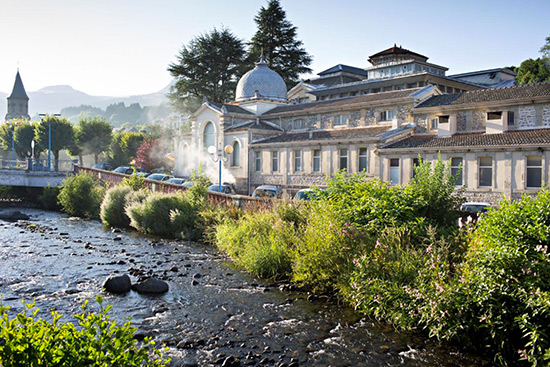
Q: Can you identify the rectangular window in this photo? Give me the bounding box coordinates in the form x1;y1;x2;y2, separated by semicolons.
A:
451;157;463;185
487;111;502;120
339;148;348;171
313;149;321;172
271;151;279;172
430;118;438;130
293;150;302;172
379;110;395;121
438;115;449;124
526;155;542;188
412;157;421;178
389;158;400;185
293;119;304;129
333;114;347;126
255;151;261;172
478;156;492;187
508;111;515;126
358;148;368;172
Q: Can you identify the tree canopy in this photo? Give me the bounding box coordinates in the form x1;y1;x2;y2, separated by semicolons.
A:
34;115;75;169
248;0;312;88
513;34;550;84
108;131;146;168
73;116;113;164
167;27;250;110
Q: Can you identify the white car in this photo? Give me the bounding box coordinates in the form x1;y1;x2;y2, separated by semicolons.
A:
458;202;492;227
252;185;282;199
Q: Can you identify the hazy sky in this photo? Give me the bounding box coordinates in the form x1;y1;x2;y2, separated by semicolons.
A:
1;0;549;96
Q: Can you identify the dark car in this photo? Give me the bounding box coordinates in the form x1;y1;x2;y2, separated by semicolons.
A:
208;184;236;195
91;163;112;171
147;173;174;182
113;166;133;175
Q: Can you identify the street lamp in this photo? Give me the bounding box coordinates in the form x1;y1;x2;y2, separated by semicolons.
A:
208;144;233;193
39;113;61;171
30;139;35;170
10;122;15;168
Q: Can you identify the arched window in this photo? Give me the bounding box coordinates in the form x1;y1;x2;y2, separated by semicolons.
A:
231;141;240;166
203;122;215;151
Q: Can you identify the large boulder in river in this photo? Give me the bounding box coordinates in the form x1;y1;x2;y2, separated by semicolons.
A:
0;210;30;222
132;278;169;294
104;274;132;294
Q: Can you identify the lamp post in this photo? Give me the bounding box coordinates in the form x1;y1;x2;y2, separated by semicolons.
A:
30;139;35;170
39;113;61;172
10;122;15;168
208;144;233;193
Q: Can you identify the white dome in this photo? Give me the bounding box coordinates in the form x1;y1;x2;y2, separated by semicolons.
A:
235;59;287;102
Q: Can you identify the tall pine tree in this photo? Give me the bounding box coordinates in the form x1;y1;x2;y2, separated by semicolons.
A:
168;27;249;110
249;0;312;89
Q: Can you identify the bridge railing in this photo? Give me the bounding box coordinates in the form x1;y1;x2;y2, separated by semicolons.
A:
1;158;76;172
76;165;265;208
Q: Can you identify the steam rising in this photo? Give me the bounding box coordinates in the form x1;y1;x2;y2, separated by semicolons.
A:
173;142;236;184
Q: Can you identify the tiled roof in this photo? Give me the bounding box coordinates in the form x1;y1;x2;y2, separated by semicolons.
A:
8;71;29;99
368;45;428;62
223;104;254;115
415;82;550;108
252;126;390;145
318;64;367;77
224;120;282;132
380;129;550;150
263;89;419;116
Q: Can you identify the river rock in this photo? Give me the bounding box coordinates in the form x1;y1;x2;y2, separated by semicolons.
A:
103;274;131;294
0;210;30;222
132;278;169;294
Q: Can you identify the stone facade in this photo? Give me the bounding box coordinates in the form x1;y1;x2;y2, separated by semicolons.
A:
519;106;536;127
543;104;550;127
471;110;486;131
457;112;467;132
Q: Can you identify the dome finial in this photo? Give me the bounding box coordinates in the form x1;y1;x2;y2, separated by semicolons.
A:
257;48;267;65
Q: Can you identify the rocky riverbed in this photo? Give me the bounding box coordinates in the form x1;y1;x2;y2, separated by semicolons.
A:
0;208;491;366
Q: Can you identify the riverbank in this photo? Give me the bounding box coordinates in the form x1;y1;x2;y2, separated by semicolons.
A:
0;208;490;366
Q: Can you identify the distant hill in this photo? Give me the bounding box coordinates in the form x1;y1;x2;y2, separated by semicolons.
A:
0;80;174;120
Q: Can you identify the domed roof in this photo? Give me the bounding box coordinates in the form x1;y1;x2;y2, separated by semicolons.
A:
235;58;287;102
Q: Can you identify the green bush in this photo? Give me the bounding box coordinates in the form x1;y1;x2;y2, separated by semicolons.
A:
121;171;145;190
0;296;168;366
37;185;62;211
292;201;371;293
100;185;134;228
126;192;192;238
199;201;242;244
215;209;294;279
58;172;105;219
446;189;550;365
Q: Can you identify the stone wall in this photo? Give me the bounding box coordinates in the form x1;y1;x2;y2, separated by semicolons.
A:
471;110;486;131
287;174;326;187
543;104;550;127
414;115;427;133
457;112;467;132
519;106;536;128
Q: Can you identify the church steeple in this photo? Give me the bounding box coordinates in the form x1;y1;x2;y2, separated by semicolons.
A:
5;70;30;120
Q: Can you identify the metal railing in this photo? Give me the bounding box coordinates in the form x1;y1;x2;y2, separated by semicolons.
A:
0;158;76;172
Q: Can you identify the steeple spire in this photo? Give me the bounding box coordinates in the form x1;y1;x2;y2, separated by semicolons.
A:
5;70;30;120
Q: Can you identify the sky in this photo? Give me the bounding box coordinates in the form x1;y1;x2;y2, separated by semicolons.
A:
0;0;549;97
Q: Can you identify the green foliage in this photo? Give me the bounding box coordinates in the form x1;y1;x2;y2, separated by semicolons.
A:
516;58;550;84
292;201;370;292
187;164;210;205
100;185;135;228
73;116;113;164
37;185;62;211
58;172;105;219
34;115;75;163
541;34;550;59
0;296;168;366
215;207;295;280
126;192;193;238
121;169;145;190
249;0;312;88
108;131;147;167
0;120;36;159
168;27;250;107
451;189;550;364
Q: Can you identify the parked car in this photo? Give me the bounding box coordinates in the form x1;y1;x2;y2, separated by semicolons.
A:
293;188;318;201
165;177;187;185
147;173;174;182
91;163;112;171
182;181;195;188
252;185;282;199
458;202;492;227
208;184;236;195
113;166;134;175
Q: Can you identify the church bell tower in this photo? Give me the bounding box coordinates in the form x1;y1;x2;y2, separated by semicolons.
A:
5;70;30;120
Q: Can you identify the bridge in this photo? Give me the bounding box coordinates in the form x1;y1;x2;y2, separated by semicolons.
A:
0;159;75;187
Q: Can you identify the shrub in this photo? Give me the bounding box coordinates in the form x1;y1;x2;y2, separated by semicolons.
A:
58;172;105;219
121;171;145;190
215;209;294;280
0;296;168;366
37;185;62;211
126;192;191;238
292;201;372;293
448;189;550;364
197;201;242;244
100;185;134;228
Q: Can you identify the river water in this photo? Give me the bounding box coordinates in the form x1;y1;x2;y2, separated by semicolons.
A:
0;208;491;366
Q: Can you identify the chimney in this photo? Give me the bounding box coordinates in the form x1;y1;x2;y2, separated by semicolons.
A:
485;111;508;134
437;114;457;137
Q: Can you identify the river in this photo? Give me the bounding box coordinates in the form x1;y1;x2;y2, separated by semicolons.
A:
0;208;491;366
